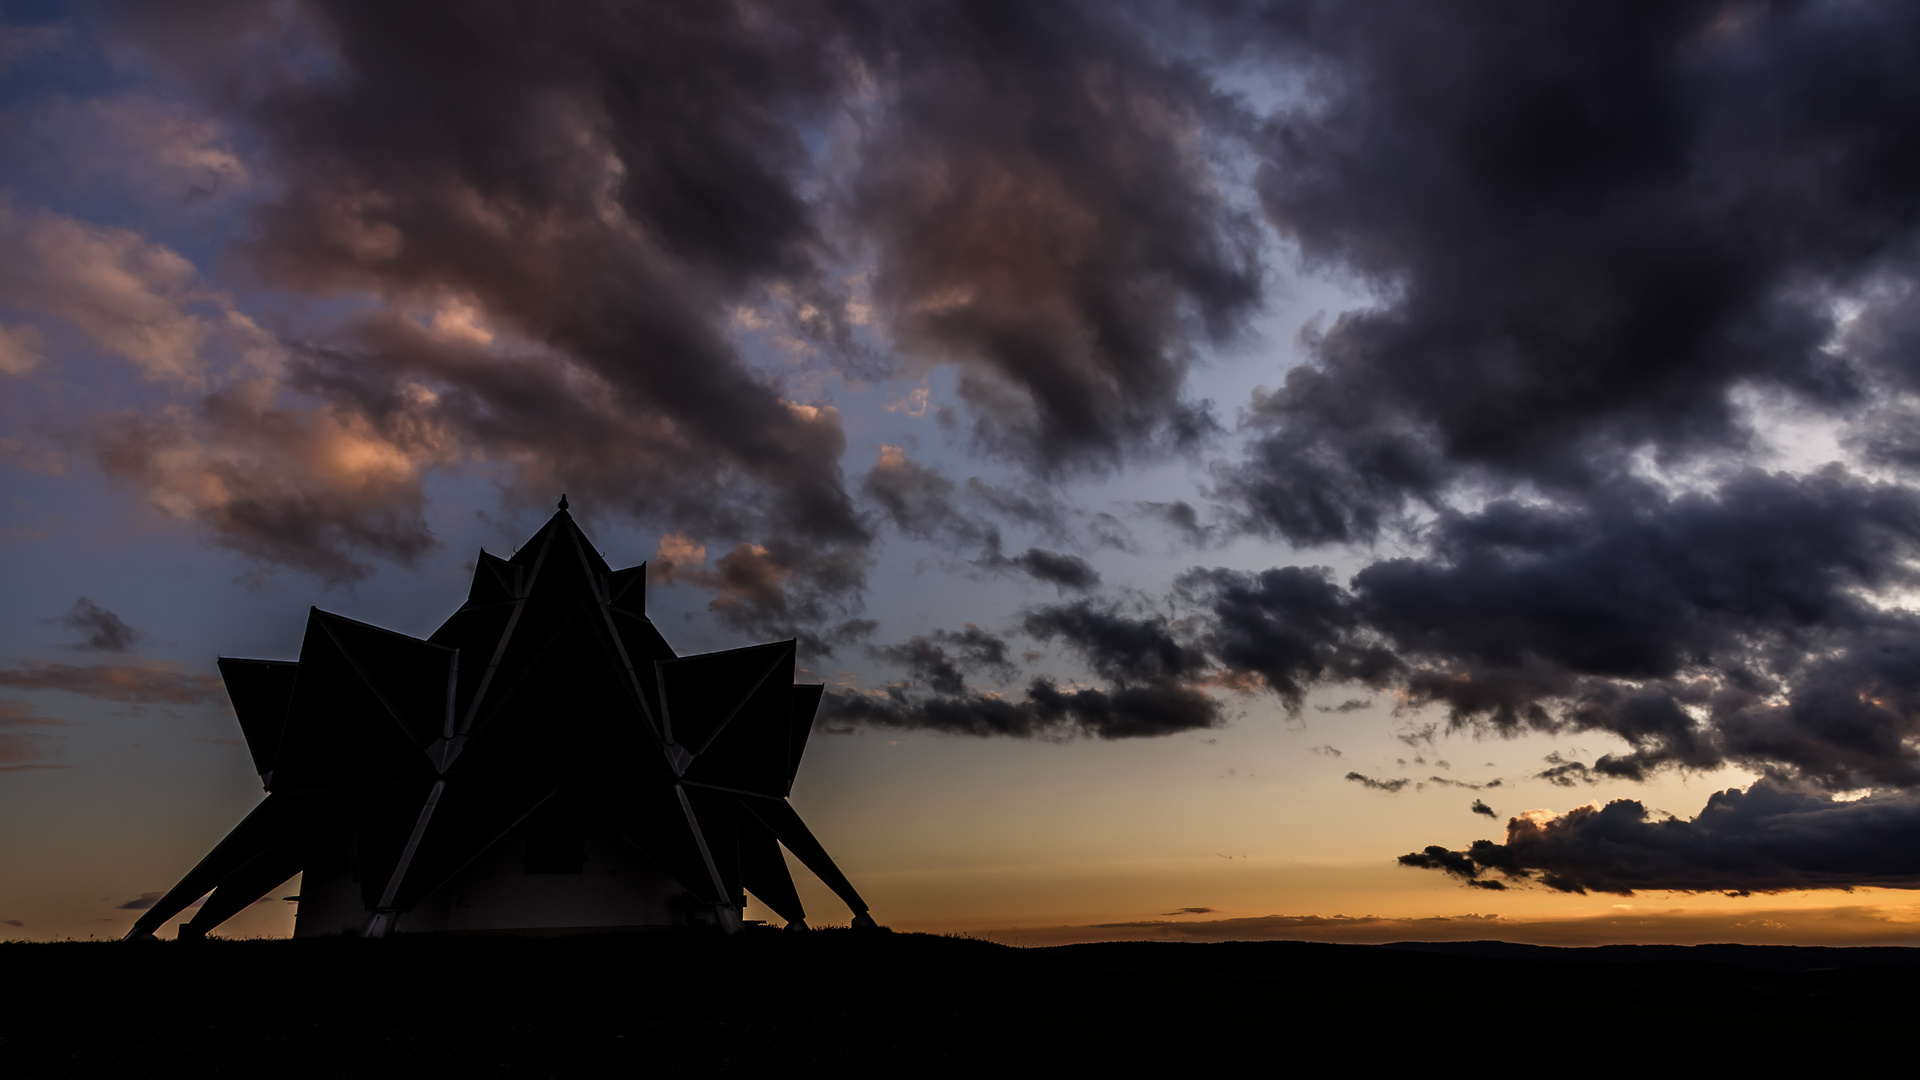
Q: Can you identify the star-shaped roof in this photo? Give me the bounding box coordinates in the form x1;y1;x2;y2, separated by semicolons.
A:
128;501;873;939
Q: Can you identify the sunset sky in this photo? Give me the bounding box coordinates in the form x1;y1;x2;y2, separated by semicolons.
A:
7;0;1920;946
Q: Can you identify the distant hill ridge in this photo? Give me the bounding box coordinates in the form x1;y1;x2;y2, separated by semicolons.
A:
1370;939;1920;972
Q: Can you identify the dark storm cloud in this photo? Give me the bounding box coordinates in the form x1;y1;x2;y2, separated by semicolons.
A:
291;317;816;549
981;546;1101;592
823;674;1216;741
50;598;138;653
1021;601;1207;686
1208;0;1920;860
862;449;986;548
859;446;1123;591
1174;467;1920;792
870;625;1014;696
1217;0;1920;543
1178;565;1395;712
83;0;1273;620
1398;846;1507;890
1361;470;1920;790
696;538;877;658
86;384;443;587
831;601;1220;739
1363;471;1920;699
1136;500;1218;547
1405;783;1920;895
1536;753;1598;789
964;478;1071;536
96;0;875;606
96;0;870;597
850;458;1920;774
1027;677;1219;739
72;0;1920;915
848;1;1262;472
859;449;1129;577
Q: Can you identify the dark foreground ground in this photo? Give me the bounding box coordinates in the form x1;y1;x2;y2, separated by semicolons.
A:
5;931;1916;1076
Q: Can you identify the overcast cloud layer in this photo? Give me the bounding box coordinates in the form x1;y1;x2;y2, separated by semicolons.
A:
7;0;1920;896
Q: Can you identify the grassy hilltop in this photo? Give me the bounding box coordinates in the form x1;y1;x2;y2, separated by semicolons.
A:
4;931;1916;1075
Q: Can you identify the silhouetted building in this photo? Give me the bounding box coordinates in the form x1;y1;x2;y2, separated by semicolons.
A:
126;499;874;939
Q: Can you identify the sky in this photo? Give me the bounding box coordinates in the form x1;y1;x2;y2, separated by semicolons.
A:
6;0;1920;946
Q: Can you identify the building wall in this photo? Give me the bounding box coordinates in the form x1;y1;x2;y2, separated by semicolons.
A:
292;821;688;937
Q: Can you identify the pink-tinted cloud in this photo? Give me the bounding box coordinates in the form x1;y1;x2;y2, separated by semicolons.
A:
0;202;266;385
91;378;443;584
0;320;46;376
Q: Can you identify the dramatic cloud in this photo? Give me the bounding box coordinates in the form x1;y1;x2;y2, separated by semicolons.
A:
647;529;872;657
76;0;877;609
860;445;1120;594
847;1;1261;470
1179;4;1920;894
1136;500;1218;547
833;602;1220;739
1173;467;1920;797
0;202;261;385
59;0;1274;625
51;598;139;653
864;445;984;547
828;674;1219;741
10;0;1915;900
981;547;1102;593
1398;845;1507;890
91;381;443;585
1404;783;1920;895
869;625;1014;697
1022;600;1208;686
0;201;435;584
1219;0;1920;543
844;459;1920;794
1180;565;1394;712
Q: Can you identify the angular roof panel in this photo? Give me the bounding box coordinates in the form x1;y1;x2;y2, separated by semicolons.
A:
216;657;298;779
657;641;792;754
271;613;442;790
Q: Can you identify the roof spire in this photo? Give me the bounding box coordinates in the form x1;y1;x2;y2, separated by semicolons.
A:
558;493;569;511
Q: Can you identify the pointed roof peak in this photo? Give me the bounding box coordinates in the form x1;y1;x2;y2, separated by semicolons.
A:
557;493;569;511
503;496;615;583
